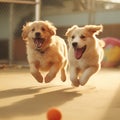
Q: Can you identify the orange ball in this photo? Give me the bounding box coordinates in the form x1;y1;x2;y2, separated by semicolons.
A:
47;108;62;120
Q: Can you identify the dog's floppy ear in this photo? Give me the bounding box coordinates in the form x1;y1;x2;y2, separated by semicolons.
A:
65;25;78;37
44;21;57;35
85;25;103;35
22;22;31;40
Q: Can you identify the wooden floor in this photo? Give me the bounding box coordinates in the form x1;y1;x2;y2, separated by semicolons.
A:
0;67;120;120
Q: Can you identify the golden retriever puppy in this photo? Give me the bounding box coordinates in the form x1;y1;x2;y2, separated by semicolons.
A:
22;20;68;83
65;25;105;87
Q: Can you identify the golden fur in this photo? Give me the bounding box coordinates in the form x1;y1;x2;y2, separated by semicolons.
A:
22;20;68;83
65;25;105;87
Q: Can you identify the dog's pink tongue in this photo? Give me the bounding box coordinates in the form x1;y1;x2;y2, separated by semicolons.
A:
74;48;83;59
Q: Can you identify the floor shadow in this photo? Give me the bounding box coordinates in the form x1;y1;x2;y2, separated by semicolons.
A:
0;86;81;119
0;86;53;99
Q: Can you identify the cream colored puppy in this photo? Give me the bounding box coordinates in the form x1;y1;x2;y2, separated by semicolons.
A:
22;20;68;83
65;25;104;87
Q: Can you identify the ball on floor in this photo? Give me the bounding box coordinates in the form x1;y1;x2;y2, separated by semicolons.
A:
47;108;62;120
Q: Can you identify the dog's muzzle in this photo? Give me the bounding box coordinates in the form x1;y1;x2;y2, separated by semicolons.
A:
72;42;78;48
33;32;45;49
72;42;86;59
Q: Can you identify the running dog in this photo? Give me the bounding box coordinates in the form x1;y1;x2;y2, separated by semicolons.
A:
22;20;68;83
65;25;105;87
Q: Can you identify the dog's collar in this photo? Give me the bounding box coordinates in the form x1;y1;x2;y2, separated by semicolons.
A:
35;47;49;54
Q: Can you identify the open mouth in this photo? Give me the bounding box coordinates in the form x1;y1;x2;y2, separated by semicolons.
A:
33;37;45;49
74;45;86;59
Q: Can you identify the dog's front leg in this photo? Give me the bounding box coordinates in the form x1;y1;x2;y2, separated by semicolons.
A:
79;66;98;86
45;63;61;83
30;62;43;83
70;67;80;87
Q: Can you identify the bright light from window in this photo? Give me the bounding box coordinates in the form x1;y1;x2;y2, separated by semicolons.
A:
98;0;120;3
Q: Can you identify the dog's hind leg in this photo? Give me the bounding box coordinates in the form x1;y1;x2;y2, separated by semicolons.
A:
60;60;68;82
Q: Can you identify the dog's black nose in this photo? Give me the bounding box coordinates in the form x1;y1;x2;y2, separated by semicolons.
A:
35;32;41;37
72;42;78;48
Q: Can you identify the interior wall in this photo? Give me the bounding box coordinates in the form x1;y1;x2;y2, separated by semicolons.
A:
57;24;120;40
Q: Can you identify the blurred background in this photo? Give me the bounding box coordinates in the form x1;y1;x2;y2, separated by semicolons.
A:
0;0;120;66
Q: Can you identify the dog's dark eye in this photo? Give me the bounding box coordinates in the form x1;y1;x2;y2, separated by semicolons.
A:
72;35;75;39
80;35;86;39
32;28;35;32
41;27;45;32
